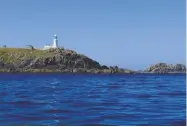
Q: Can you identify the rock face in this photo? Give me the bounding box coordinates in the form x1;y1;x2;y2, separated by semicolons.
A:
144;63;186;73
0;48;185;73
0;48;135;73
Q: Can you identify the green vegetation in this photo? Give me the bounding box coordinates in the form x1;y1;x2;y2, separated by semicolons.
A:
0;47;137;73
0;47;185;73
0;48;53;64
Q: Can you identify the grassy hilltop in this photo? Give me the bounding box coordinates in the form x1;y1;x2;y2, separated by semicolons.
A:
0;47;134;73
0;47;185;73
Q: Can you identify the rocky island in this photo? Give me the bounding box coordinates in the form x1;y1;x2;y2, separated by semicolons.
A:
0;47;135;73
0;47;185;74
144;63;186;73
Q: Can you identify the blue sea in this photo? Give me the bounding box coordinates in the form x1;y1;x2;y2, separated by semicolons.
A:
0;73;186;126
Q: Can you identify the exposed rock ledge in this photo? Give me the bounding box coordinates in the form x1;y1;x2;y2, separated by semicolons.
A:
0;48;135;73
143;63;186;73
0;48;185;73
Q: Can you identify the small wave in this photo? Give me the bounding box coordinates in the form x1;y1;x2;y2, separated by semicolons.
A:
136;94;153;99
51;81;60;85
107;83;122;89
169;119;186;126
42;109;76;114
159;92;185;97
101;114;138;119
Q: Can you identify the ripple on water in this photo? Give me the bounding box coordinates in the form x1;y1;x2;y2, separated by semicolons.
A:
0;73;185;125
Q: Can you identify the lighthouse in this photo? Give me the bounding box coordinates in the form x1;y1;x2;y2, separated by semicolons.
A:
43;34;59;50
53;34;58;48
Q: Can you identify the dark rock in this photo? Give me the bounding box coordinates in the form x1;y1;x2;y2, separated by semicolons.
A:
0;48;135;73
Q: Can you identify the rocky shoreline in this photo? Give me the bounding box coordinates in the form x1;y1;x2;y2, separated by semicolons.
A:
143;63;186;74
0;48;185;74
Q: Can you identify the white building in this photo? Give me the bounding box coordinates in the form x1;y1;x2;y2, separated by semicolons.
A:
43;34;58;50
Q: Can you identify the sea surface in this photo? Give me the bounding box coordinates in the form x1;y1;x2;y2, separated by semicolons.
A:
0;73;186;126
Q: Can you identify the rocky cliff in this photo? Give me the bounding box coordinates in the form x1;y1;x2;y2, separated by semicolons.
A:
0;48;135;73
0;48;185;73
144;63;186;73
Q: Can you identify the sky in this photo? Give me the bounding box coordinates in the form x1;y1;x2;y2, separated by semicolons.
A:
0;0;185;70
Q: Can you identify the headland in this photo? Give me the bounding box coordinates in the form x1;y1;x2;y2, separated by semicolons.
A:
0;47;185;73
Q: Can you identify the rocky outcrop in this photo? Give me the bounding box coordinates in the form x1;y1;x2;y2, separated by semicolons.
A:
0;48;185;73
144;63;186;73
0;48;135;73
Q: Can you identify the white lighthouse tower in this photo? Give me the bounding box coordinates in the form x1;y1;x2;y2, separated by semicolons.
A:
53;34;58;48
43;34;59;50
